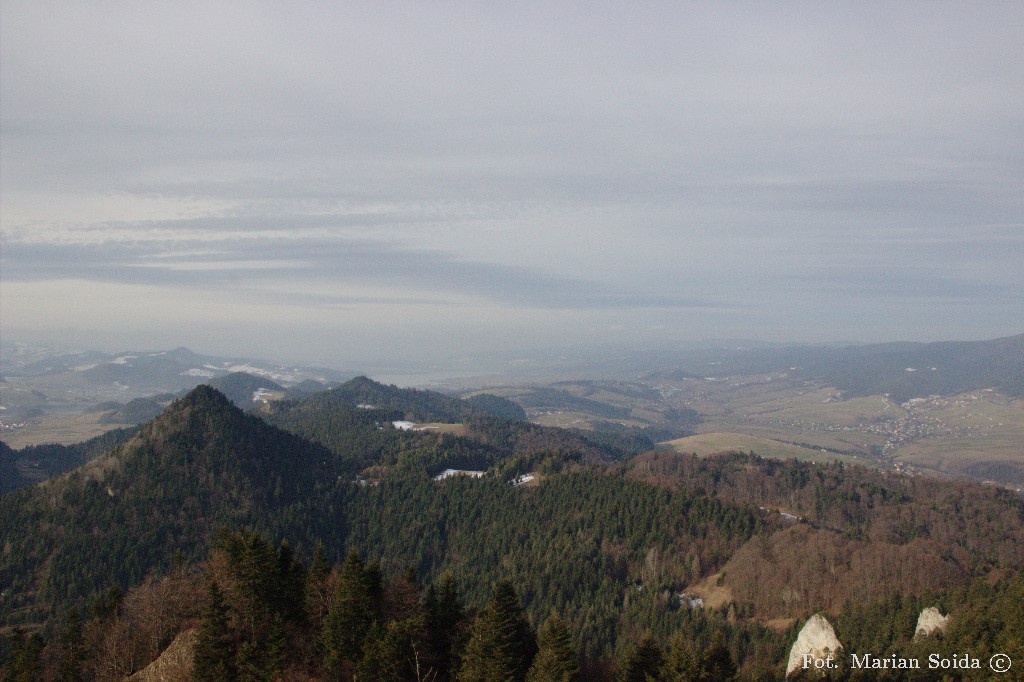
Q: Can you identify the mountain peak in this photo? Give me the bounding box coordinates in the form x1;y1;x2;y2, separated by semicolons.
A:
172;384;236;412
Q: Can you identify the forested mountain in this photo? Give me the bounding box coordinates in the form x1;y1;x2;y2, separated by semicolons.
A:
94;397;165;424
318;375;478;420
2;380;1023;680
0;427;138;494
0;386;342;624
204;372;286;408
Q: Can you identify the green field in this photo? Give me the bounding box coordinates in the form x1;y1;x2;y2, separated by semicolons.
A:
1;412;130;448
659;432;863;465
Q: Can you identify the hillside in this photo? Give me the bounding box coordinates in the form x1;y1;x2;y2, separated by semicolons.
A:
627;450;1024;618
0;386;341;623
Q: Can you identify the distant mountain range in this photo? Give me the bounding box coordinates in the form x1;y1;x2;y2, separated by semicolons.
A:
2;344;354;390
646;333;1024;402
0;344;357;420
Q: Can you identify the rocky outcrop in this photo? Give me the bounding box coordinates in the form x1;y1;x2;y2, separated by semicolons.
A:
914;607;949;638
786;613;843;678
127;628;196;682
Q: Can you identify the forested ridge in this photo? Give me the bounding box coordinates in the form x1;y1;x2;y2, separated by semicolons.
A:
2;381;1023;679
3;528;1021;681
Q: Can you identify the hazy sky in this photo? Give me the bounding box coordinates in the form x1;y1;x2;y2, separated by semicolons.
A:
2;1;1022;368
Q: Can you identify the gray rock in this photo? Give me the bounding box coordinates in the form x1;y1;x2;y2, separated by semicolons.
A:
786;613;843;678
914;607;949;638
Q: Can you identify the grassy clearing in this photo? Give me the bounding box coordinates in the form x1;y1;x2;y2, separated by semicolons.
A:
695;420;884;454
684;571;733;610
533;411;600;429
1;412;130;448
413;423;467;435
660;432;862;465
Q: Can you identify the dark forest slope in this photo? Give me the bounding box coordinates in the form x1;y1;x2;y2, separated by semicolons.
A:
0;386;341;623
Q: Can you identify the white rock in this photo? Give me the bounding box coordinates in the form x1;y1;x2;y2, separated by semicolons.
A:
786;613;843;677
914;607;949;637
128;629;196;681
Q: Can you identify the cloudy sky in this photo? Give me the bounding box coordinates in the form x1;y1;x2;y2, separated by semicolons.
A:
2;1;1021;370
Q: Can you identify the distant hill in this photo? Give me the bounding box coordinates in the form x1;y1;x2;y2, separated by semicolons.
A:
204;372;286;408
288;376;525;423
264;377;615;473
313;376;480;422
284;378;332;398
463;393;529;421
97;397;165;424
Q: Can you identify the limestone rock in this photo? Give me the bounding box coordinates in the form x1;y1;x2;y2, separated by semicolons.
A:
128;628;196;682
914;606;949;638
786;613;843;678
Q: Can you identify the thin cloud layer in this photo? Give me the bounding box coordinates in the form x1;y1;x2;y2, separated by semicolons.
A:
1;1;1021;367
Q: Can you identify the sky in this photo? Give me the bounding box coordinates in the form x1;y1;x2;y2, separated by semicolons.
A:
2;1;1022;370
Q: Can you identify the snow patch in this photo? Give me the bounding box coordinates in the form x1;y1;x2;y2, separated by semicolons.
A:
181;368;217;378
433;469;486;481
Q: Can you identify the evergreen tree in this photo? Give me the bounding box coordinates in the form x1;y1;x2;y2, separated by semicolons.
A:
354;620;408;682
306;541;332;630
695;631;736;681
459;580;537;682
274;540;306;624
193;580;236;682
526;612;579;682
662;633;699;681
424;573;465;681
321;549;375;672
617;634;662;682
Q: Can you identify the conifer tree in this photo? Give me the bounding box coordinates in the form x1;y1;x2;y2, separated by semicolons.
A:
662;633;699;681
459;580;537;682
526;612;579;682
274;539;306;624
193;580;236;682
321;549;375;672
305;542;331;630
424;573;465;681
617;634;662;682
697;630;737;681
